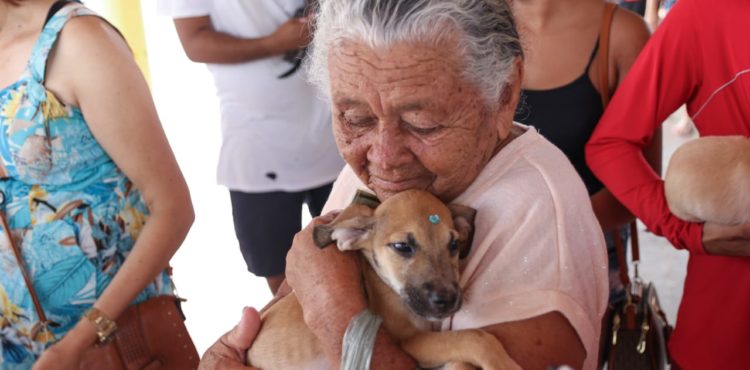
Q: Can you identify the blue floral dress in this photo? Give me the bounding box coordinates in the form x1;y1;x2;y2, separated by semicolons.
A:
0;4;173;369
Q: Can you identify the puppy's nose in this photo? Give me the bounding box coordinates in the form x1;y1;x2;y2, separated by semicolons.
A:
427;287;458;311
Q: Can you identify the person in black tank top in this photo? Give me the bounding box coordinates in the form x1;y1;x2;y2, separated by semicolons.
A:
515;41;605;196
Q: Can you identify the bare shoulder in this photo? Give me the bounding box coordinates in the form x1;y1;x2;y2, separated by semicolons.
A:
48;15;138;106
55;15;131;60
610;8;650;62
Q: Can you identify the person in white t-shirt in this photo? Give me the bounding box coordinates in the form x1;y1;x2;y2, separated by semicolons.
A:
199;1;608;369
159;0;343;294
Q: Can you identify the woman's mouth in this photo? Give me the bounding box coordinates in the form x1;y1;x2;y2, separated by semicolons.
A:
369;176;427;193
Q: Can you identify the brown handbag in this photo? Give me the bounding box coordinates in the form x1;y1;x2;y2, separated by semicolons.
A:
78;296;200;370
606;224;673;370
1;211;200;370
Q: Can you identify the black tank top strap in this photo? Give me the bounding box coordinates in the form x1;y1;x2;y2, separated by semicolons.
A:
584;37;600;73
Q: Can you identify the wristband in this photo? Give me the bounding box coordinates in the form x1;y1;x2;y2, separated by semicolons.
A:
341;309;383;370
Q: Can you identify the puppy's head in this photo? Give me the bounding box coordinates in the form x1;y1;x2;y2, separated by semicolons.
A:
313;189;476;321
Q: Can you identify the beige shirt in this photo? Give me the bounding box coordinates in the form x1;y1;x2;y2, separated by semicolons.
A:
323;126;608;370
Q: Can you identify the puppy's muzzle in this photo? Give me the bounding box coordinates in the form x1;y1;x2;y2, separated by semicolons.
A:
406;282;462;319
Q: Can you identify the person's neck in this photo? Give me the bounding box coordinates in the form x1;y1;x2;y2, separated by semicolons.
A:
513;0;594;30
493;124;523;156
0;1;51;40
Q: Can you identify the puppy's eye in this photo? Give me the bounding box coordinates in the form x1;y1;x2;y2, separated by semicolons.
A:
389;242;415;257
448;239;459;256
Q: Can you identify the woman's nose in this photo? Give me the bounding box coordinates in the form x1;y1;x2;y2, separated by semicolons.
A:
367;128;412;170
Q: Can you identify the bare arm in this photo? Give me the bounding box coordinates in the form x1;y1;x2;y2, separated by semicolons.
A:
702;223;750;257
38;15;193;363
172;16;310;64
483;312;586;370
644;0;661;31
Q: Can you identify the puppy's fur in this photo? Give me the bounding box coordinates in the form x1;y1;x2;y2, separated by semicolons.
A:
664;135;750;225
246;189;520;370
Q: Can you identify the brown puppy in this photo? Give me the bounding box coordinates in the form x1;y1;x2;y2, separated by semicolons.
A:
664;135;750;225
246;189;520;370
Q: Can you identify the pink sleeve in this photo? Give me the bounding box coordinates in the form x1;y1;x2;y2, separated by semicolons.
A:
321;166;366;214
585;0;705;254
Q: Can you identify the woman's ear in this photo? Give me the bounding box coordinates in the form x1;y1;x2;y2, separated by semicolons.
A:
496;57;524;138
447;203;477;259
313;203;375;251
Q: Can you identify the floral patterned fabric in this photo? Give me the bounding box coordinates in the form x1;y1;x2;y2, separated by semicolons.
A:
0;4;173;369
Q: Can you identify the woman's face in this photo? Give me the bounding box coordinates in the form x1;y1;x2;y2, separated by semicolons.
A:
328;39;516;202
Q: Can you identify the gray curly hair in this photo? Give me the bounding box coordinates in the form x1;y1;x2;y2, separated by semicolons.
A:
306;0;523;110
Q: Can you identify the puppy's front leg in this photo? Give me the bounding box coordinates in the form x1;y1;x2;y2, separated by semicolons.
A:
401;329;521;370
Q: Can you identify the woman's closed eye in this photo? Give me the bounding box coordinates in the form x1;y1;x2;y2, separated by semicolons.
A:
341;111;377;129
402;119;442;136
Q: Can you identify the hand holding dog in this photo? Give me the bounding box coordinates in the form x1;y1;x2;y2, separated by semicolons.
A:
702;223;750;257
285;210;417;369
199;307;262;370
285;211;369;366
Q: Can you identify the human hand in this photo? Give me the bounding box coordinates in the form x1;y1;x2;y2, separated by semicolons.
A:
32;329;91;370
285;211;367;364
268;17;311;55
702;222;750;257
32;345;79;370
199;307;262;370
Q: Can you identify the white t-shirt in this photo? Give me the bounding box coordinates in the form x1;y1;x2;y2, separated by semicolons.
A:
323;126;608;370
159;0;344;192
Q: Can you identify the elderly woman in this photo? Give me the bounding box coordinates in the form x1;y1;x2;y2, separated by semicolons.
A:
202;0;607;369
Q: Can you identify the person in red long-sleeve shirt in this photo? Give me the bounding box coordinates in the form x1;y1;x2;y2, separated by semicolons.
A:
586;0;750;368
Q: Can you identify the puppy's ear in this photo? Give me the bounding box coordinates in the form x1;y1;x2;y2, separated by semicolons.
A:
447;203;477;259
313;204;375;251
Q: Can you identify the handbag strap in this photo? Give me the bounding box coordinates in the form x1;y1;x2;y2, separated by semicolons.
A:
1;211;51;326
596;3;641;284
629;220;640;263
598;2;617;108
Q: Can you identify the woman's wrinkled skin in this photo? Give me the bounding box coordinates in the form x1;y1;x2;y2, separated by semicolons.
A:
198;36;532;370
329;39;519;202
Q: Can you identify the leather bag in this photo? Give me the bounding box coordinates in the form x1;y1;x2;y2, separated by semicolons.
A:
1;210;199;370
606;224;673;370
78;296;200;370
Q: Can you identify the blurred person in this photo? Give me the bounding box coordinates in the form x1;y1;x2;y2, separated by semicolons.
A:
618;0;647;16
0;0;194;368
586;0;750;368
161;0;344;294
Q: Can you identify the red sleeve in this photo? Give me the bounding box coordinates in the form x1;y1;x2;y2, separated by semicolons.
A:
585;0;705;254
